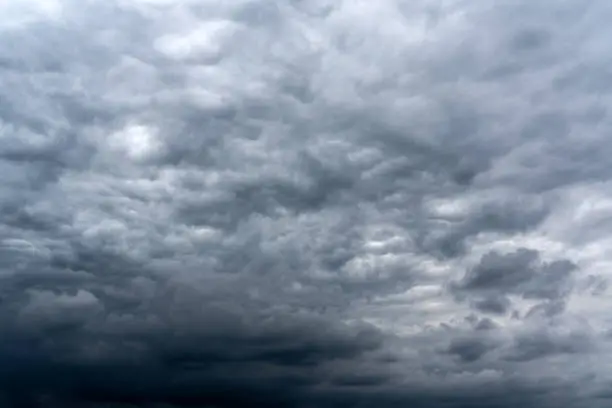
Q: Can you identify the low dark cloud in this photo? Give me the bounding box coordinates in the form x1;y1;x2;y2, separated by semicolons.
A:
504;328;593;363
473;296;511;315
455;248;575;301
446;336;497;363
0;308;385;406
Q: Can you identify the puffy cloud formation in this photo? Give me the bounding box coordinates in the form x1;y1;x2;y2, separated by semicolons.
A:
1;0;612;406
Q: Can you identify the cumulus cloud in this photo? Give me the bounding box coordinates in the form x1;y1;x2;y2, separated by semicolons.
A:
1;0;612;406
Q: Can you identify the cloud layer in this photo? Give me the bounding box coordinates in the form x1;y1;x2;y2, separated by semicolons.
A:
1;0;612;406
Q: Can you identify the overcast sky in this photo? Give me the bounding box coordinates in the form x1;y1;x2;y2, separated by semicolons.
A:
1;0;612;406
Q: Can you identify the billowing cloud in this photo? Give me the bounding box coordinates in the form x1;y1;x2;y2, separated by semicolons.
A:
1;0;612;406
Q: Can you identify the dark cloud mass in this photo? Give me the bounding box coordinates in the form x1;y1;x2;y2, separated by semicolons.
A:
455;248;575;301
1;0;612;406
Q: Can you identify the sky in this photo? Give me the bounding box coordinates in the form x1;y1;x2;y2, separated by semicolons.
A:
1;0;612;406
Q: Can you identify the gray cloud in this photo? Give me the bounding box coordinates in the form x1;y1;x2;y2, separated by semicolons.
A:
446;336;497;363
454;248;575;301
1;0;612;406
504;328;594;363
473;296;512;315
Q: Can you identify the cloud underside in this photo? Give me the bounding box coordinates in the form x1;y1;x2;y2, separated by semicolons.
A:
1;0;612;406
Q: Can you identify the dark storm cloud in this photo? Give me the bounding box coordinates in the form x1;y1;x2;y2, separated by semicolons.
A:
1;0;612;407
474;317;499;331
0;307;385;407
503;328;593;363
473;296;511;315
525;300;567;319
455;248;575;300
446;336;497;363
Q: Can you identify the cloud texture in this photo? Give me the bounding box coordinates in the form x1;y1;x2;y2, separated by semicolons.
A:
1;0;612;406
